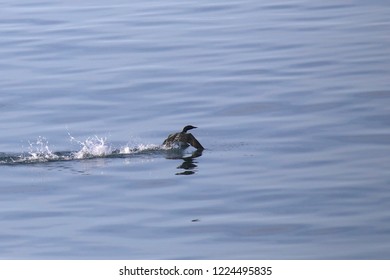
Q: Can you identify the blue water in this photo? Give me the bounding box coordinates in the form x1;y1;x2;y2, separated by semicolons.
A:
1;0;390;259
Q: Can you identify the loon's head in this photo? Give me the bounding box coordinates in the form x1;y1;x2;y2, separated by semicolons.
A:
182;125;197;133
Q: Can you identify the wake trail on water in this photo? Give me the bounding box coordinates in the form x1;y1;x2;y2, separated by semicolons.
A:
0;134;164;165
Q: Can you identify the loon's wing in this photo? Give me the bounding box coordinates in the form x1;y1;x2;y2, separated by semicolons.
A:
186;133;204;150
163;133;177;146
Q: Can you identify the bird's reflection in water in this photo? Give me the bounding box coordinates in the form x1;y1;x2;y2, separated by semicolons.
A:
165;149;203;175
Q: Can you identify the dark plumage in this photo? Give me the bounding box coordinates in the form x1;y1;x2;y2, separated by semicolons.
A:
162;125;204;150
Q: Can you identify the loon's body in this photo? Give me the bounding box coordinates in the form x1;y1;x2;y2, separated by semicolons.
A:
163;125;204;150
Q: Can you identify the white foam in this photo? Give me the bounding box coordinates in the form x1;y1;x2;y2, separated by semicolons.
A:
134;143;160;151
118;142;161;154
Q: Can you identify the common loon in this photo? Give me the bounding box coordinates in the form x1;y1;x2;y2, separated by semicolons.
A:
162;125;204;150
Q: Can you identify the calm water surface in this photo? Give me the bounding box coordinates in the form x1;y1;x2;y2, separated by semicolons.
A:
1;0;390;259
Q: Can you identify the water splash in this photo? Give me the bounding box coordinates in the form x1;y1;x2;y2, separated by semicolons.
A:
0;134;179;165
70;135;113;159
26;136;60;162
